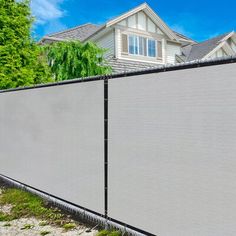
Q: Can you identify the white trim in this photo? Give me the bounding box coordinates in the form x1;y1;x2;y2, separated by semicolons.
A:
231;34;236;44
116;25;182;46
162;38;167;64
222;43;236;55
115;28;120;58
119;56;164;65
177;37;196;44
143;5;178;41
219;31;235;43
116;24;167;40
106;3;179;41
40;36;68;43
106;3;147;27
203;33;236;60
203;41;226;59
145;14;149;32
155;40;158;57
230;38;236;46
230;39;236;52
127;33;158;59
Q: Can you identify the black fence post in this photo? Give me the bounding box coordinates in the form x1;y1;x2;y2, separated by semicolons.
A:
104;77;108;219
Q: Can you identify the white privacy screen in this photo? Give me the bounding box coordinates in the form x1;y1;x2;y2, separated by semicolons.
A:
108;63;236;236
0;81;104;214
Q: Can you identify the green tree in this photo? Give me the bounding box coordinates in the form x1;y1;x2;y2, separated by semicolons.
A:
44;41;112;81
0;0;52;90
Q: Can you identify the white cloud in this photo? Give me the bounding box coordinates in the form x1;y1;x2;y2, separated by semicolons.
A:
43;20;67;35
30;0;65;25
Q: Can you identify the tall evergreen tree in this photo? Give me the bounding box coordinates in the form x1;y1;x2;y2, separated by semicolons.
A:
0;0;52;89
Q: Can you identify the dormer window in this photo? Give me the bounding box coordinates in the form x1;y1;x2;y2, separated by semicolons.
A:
121;33;162;60
128;35;157;57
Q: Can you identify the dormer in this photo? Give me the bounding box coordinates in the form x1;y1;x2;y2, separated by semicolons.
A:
104;3;182;64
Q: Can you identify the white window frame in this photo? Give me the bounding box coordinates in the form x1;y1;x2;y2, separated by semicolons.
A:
128;34;157;58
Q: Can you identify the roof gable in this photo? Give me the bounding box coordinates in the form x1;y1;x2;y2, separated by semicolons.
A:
203;31;236;59
115;10;165;35
41;3;194;44
105;3;179;41
184;33;231;61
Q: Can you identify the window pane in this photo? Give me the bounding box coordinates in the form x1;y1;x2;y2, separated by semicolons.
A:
129;35;135;54
139;37;146;56
148;39;156;57
129;35;138;55
134;36;138;54
129;35;156;57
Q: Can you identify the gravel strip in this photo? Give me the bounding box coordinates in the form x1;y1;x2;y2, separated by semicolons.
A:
0;217;97;236
0;185;98;236
0;204;12;214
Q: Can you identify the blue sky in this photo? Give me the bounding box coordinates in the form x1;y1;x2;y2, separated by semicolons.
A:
31;0;236;42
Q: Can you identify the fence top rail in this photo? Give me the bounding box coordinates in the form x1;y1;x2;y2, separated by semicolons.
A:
1;56;236;94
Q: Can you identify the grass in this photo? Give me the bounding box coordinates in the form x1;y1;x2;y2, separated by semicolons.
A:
0;188;122;236
20;224;34;230
63;222;77;230
97;230;122;236
40;230;51;235
39;221;49;226
0;211;13;221
3;223;11;227
0;188;74;227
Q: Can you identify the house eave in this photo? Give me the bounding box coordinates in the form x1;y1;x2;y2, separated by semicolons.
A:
39;36;67;44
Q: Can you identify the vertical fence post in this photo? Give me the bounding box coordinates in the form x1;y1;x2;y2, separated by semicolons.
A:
104;77;108;219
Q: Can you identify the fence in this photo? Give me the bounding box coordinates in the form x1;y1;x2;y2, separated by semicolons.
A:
1;57;236;235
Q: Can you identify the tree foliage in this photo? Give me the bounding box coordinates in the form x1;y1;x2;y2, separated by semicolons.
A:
0;0;112;90
44;41;112;81
0;0;52;90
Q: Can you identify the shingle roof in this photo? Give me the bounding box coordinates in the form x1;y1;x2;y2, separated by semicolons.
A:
107;57;162;73
42;2;194;44
173;31;196;44
47;23;103;42
43;22;193;45
183;33;229;61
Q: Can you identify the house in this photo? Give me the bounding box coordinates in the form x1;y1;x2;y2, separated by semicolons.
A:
178;32;236;63
41;3;236;73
